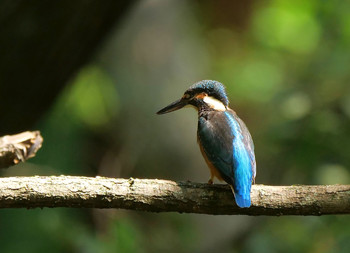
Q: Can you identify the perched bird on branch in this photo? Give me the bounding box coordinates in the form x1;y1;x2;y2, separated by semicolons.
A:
157;80;256;208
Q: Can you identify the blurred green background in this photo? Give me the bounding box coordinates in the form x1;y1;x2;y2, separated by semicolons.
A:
1;0;350;252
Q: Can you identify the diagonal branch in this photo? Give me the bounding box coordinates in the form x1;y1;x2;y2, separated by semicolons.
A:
0;176;349;215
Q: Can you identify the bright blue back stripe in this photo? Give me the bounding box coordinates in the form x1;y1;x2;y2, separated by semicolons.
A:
224;111;253;199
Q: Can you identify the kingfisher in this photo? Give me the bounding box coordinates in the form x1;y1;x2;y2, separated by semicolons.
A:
157;80;256;208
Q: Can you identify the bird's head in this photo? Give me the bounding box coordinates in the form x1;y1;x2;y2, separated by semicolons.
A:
157;80;229;114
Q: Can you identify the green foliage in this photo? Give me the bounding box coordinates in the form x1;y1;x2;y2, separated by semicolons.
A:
64;65;120;130
253;1;321;53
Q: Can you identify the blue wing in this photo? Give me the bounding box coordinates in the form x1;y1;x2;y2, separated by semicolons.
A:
198;109;256;208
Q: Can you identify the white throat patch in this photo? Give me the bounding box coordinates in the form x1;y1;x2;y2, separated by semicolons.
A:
203;96;226;111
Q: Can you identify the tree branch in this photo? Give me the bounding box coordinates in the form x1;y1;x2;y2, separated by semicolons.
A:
0;131;43;169
0;176;349;215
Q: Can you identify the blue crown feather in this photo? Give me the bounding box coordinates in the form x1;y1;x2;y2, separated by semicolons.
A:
187;80;229;106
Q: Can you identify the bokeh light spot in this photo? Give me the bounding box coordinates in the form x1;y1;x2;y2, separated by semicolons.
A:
253;6;321;53
65;66;119;129
281;92;311;120
229;60;283;102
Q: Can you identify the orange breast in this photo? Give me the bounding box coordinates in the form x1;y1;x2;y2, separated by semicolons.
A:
198;142;224;181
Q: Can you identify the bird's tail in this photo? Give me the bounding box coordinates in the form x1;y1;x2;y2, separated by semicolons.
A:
230;186;251;208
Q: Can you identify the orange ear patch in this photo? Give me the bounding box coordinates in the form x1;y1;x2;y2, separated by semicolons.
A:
195;92;207;99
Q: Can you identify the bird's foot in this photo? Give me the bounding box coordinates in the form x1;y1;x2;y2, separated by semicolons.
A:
208;178;213;185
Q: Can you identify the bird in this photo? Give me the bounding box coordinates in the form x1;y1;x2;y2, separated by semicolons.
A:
157;80;256;208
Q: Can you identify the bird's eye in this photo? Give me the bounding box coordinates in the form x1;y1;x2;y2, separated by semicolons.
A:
183;94;191;99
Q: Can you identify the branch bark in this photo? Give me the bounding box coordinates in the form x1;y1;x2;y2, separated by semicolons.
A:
0;176;349;215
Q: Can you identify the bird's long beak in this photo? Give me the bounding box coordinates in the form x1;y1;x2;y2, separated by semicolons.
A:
157;98;188;115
